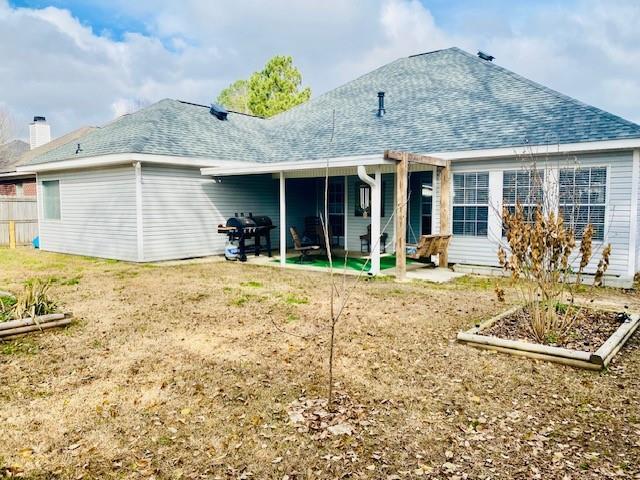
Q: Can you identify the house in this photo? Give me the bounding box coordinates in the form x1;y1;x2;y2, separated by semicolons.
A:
18;47;640;286
1;120;96;196
0;139;32;196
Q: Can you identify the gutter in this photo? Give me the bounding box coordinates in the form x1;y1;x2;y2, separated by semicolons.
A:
16;153;248;173
0;171;36;179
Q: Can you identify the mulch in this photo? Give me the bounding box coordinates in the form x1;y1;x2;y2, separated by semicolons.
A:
483;305;627;351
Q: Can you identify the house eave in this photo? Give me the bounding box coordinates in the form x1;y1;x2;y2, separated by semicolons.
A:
431;138;640;161
0;171;36;180
16;153;247;173
201;154;391;176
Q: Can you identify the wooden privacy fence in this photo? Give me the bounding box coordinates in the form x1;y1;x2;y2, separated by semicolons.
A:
0;196;38;246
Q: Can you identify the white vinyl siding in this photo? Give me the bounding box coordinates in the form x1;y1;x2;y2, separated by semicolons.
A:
38;166;138;261
141;165;280;262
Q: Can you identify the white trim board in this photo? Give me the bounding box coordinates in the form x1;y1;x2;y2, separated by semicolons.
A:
202;154;389;177
17;153;248;173
629;149;640;276
430;138;640;161
135;162;144;262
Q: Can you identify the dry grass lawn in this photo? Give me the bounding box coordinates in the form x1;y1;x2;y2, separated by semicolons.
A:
0;247;639;479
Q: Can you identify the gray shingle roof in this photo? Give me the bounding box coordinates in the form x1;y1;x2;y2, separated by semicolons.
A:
0;140;29;172
28;47;640;166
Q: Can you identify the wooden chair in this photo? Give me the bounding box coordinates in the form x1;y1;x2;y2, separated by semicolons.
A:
359;224;388;254
289;227;320;263
407;234;451;265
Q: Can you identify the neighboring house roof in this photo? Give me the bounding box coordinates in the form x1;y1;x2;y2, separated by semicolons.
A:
3;126;96;174
19;126;97;167
27;47;640;167
0;140;29;173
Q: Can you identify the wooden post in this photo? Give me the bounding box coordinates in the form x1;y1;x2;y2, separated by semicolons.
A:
8;220;16;249
395;153;408;280
279;172;286;266
439;162;451;267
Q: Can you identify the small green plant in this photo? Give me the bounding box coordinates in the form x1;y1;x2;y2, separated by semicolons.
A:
230;294;252;306
1;339;39;355
284;293;308;305
60;276;82;286
544;331;559;344
0;295;16;322
241;281;263;288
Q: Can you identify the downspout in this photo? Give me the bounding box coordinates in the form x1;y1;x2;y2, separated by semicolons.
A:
357;165;381;275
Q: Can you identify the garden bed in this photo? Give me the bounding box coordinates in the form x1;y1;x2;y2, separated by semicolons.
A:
457;305;640;370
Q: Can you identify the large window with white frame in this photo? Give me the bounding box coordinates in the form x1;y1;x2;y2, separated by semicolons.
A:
453;172;489;236
559;166;606;241
502;170;544;231
42;180;61;220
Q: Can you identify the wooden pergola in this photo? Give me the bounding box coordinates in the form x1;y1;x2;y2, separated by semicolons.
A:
384;150;452;281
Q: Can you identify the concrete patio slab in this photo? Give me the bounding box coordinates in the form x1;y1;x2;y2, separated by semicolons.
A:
405;267;466;283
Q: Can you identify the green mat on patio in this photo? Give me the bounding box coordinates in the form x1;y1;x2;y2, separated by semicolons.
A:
274;255;414;271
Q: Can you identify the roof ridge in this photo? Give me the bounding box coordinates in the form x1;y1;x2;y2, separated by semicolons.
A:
266;57;408;122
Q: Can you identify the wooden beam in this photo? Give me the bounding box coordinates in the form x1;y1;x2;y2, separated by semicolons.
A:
395;152;408;281
438;164;451;267
384;150;449;168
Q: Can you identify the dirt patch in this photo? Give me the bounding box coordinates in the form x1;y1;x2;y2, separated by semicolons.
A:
483;306;626;351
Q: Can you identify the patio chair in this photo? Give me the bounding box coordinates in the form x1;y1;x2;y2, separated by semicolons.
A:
359;224;388;254
303;216;333;252
407;234;451;265
289;227;320;263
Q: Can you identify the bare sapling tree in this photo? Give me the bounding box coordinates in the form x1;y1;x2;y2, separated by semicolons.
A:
318;117;410;408
496;152;612;343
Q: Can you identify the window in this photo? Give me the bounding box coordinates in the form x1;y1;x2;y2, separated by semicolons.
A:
559;167;606;240
355;181;385;217
453;172;489;236
42;180;61;220
502;170;544;232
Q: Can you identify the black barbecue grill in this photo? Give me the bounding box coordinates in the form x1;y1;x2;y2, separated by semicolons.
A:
218;213;275;261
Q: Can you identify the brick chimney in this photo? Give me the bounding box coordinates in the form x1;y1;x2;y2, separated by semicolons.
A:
29;116;51;149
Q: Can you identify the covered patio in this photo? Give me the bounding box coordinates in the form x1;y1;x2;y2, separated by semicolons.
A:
201;150;454;281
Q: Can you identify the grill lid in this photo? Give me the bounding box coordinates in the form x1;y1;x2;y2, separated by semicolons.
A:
251;215;273;227
226;216;257;229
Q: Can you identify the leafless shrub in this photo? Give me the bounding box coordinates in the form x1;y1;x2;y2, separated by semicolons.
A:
498;204;611;343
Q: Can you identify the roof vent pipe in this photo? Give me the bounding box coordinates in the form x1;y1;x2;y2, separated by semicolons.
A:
377;91;385;117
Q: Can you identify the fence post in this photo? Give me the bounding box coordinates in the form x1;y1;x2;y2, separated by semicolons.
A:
9;220;16;249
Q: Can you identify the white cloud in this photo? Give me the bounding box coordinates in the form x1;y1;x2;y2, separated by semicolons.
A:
0;0;639;142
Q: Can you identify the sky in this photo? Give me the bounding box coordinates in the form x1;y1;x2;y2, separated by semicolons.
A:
1;0;640;140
